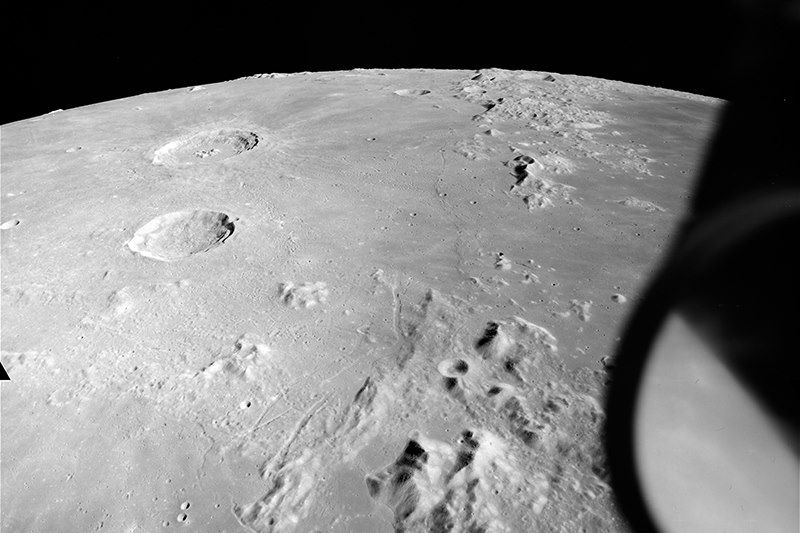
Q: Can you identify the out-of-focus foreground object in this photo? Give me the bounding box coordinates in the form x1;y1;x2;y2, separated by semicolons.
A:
605;0;800;531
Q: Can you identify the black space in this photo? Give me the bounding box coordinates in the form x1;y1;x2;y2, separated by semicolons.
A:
1;2;747;124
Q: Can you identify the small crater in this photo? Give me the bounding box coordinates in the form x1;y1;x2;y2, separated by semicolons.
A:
522;272;540;284
393;89;431;96
127;210;235;261
437;358;469;377
0;219;20;230
177;513;188;523
153;129;259;166
180;502;191;510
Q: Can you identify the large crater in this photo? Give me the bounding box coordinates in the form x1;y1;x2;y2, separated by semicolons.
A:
152;129;259;167
127;210;235;261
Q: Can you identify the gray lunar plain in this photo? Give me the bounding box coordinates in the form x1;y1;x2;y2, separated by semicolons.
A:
1;69;721;532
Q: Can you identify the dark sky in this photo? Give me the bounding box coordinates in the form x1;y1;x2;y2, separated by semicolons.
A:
2;2;744;124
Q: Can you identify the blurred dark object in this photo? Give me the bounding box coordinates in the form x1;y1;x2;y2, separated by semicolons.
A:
605;0;799;531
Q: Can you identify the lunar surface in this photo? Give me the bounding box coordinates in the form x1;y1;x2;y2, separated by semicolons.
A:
0;69;721;532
